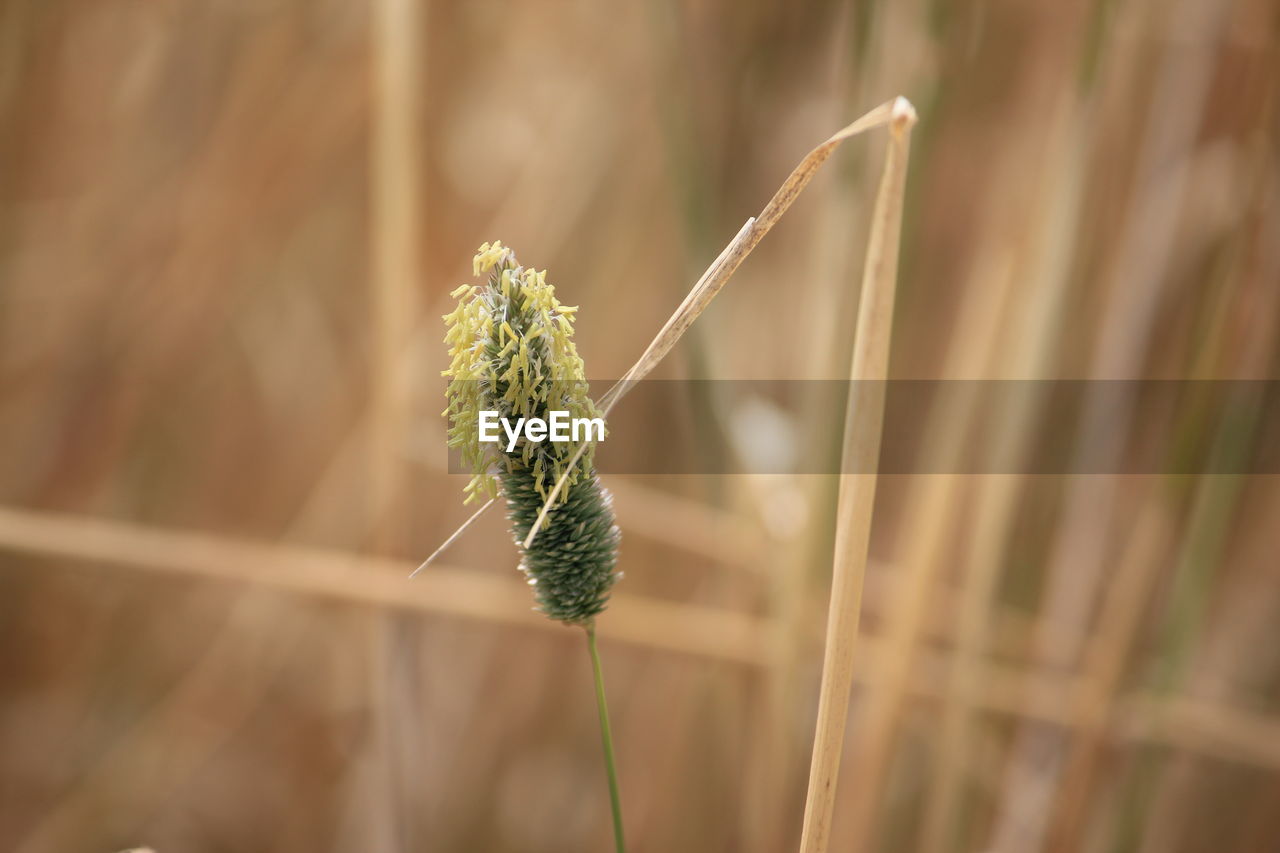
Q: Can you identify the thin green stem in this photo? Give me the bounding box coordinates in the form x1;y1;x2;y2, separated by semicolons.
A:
586;625;626;853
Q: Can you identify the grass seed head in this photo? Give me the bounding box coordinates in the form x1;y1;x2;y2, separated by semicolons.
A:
444;242;620;624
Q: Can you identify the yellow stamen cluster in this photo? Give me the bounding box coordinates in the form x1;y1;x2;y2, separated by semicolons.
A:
443;242;602;503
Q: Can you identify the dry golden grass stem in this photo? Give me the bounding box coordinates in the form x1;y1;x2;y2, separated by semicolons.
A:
0;504;769;666
0;504;1022;695
407;470;765;579
366;2;424;846
797;97;916;853
922;93;1090;853
406;98;915;565
988;1;1231;844
409;497;494;578
519;98;914;550
595;97;916;419
1055;133;1280;853
370;0;421;549
1046;507;1167;853
842;157;1018;853
6;503;1280;770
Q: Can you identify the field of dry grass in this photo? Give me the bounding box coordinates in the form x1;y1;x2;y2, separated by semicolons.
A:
1;0;1278;851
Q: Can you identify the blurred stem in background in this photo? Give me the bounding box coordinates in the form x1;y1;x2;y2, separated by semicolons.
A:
369;0;424;848
2;1;1279;851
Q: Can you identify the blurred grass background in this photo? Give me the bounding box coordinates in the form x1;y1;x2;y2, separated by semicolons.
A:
1;0;1278;851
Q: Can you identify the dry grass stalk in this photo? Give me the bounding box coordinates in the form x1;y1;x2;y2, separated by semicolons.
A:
0;504;768;666
594;98;917;418
842;149;1019;853
366;1;425;846
407;437;767;574
6;502;1280;771
797;97;916;853
520;99;915;549
922;92;1090;853
403;98;918;562
370;0;422;547
409;497;494;578
1046;507;1167;853
0;504;1034;677
987;0;1231;844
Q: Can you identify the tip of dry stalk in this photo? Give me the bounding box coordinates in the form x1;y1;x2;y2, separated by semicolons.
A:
891;97;918;134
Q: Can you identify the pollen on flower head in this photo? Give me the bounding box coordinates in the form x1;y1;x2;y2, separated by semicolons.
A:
473;241;513;276
443;242;621;625
443;242;603;504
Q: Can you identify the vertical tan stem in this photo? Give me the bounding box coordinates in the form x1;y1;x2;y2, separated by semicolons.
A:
365;1;423;851
798;97;916;853
519;99;912;553
371;0;422;541
922;94;1088;853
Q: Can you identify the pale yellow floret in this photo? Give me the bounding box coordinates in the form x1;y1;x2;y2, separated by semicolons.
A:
443;242;604;503
473;241;511;276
